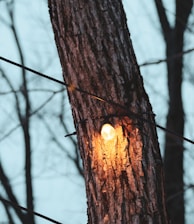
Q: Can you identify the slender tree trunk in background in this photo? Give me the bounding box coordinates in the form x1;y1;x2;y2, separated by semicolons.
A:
49;0;169;223
154;1;193;223
9;6;35;224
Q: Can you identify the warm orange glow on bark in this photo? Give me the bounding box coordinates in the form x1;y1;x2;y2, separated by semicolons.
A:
49;0;169;221
92;118;143;179
68;83;76;92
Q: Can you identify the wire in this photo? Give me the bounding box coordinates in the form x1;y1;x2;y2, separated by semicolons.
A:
0;56;66;86
156;124;194;145
0;197;63;224
0;56;194;145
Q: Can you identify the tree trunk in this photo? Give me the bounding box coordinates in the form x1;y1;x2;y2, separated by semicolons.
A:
154;1;193;223
48;0;169;223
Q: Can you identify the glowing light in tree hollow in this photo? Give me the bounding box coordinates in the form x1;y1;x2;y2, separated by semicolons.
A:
101;123;116;140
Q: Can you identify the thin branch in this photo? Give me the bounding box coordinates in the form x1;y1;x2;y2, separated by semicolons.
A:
1;64;23;123
154;0;172;41
0;163;25;223
0;124;20;142
60;91;77;146
139;47;194;67
37;113;84;177
0;194;15;224
30;93;56;116
65;132;76;137
0;92;59;142
167;184;194;203
59;91;83;176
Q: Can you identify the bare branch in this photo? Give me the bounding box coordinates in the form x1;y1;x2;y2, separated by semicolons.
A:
154;0;172;40
38;112;84;177
0;92;60;142
0;194;15;224
0;163;25;223
139;47;194;67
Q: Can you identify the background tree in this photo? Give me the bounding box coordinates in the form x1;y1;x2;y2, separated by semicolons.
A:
154;1;193;223
0;2;34;223
48;0;169;223
0;1;83;223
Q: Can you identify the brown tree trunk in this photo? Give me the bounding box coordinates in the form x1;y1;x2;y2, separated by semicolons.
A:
48;0;169;223
154;1;193;223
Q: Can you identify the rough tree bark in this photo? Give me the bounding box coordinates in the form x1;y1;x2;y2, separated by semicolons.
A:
154;1;193;223
49;0;169;223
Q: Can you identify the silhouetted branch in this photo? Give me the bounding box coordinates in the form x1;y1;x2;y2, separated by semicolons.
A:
0;163;25;223
154;0;172;41
167;184;194;203
38;112;84;177
0;92;60;142
0;194;15;224
139;47;194;67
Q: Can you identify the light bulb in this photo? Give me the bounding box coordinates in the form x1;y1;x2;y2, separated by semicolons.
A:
101;123;116;140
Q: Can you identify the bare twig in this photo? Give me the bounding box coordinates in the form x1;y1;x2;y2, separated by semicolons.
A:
139;47;194;67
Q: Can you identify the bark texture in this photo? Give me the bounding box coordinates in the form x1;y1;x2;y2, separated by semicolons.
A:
48;1;169;223
154;1;193;223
